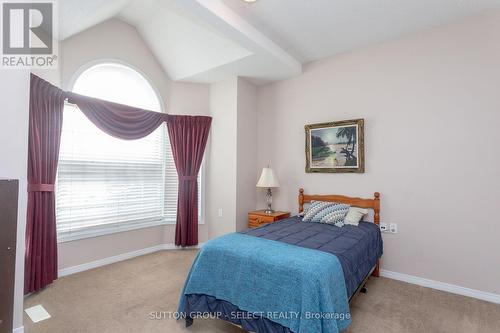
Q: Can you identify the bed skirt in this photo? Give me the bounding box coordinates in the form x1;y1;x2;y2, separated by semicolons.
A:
184;293;292;333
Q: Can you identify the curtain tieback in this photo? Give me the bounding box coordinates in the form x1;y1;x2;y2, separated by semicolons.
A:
28;183;55;192
179;175;197;182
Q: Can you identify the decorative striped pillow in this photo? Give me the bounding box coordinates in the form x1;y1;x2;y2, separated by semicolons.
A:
302;200;350;227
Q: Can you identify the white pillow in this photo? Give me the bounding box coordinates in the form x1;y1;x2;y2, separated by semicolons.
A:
343;207;368;226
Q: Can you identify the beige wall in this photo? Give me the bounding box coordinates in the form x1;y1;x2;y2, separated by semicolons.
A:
0;70;30;331
207;78;238;239
207;77;259;237
236;78;259;231
31;66;61;86
58;18;210;269
256;11;500;295
60;18;170;103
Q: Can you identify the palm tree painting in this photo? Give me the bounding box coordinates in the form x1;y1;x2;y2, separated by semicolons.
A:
305;119;365;173
336;126;358;166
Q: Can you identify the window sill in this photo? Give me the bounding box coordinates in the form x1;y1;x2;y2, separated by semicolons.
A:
57;217;204;243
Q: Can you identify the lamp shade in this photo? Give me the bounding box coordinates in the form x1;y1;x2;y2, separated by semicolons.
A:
256;168;280;188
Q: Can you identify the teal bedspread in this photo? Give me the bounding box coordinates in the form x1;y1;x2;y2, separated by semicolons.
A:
178;233;351;333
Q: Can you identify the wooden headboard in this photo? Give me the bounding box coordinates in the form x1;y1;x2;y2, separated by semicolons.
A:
298;188;380;225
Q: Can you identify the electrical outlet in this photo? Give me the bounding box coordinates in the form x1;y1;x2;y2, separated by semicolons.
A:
380;222;398;234
217;208;223;217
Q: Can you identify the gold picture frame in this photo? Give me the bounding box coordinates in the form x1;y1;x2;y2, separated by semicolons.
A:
305;119;365;173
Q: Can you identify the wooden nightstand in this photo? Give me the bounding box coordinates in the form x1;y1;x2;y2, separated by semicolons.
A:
248;210;291;229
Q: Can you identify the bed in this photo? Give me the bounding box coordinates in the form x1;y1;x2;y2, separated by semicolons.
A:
178;189;383;333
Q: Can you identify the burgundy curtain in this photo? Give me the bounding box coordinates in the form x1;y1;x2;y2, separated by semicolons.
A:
167;115;212;247
66;92;168;140
25;74;65;294
25;75;212;292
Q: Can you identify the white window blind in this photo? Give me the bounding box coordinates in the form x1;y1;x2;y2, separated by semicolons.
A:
56;63;201;242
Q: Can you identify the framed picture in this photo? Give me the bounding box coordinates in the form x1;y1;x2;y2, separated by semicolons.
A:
305;119;365;173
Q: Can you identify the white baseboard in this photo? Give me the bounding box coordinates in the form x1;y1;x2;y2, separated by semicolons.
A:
380;269;500;305
58;243;204;277
57;247;500;306
13;326;24;333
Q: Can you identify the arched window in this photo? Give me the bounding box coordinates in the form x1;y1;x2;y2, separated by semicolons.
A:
57;63;201;241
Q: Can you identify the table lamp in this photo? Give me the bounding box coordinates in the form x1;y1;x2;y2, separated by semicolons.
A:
256;167;280;214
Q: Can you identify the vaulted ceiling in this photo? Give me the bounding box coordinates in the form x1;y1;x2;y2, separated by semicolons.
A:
59;0;500;84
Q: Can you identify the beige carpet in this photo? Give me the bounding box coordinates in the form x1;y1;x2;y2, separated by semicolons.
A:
24;250;500;333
